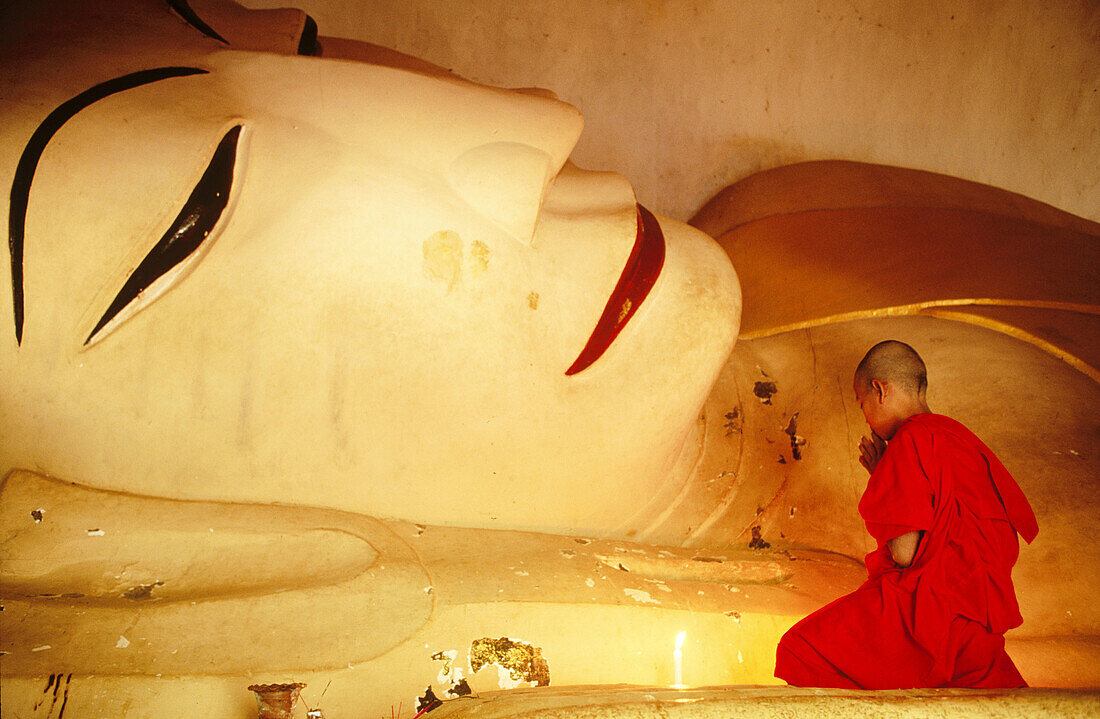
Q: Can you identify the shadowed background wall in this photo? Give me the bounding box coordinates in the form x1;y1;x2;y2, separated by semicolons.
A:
241;0;1099;223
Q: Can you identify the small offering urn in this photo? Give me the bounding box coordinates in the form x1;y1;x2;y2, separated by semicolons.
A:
248;682;306;719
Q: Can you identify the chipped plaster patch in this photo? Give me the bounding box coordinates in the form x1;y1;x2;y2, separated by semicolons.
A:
596;554;632;572
495;666;524;690
469;637;549;689
423;230;463;290
444;678;472;699
469;240;490;276
123;581;163;601
623;588;661;605
724;407;743;435
753;380;778;404
748;526;771;550
430;648;473;700
783;413;807;460
432;649;460;684
616;298;633;324
643;578;673;592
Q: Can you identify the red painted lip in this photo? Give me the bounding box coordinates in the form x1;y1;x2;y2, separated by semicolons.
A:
565;204;666;376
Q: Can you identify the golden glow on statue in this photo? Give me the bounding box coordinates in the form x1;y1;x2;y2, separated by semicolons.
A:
2;1;1097;716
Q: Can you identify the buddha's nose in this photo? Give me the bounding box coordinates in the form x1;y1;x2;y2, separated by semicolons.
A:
443;89;583;244
216;51;583;243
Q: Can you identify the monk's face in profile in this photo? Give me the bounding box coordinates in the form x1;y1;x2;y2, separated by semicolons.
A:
854;377;916;441
0;0;740;532
854;378;892;440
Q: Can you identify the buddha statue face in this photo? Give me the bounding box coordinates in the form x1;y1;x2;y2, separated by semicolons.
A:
0;0;740;534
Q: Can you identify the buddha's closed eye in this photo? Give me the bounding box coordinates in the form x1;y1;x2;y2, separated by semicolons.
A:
8;66;211;345
84;124;242;345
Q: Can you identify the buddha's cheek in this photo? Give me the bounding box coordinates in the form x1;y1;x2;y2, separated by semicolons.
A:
528;216;741;527
1;65;740;536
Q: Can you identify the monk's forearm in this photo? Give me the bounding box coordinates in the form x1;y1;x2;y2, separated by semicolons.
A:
888;530;923;567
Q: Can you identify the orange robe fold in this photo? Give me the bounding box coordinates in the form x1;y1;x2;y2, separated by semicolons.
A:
774;413;1037;689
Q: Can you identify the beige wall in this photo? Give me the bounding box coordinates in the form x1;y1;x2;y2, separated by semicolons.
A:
242;0;1100;223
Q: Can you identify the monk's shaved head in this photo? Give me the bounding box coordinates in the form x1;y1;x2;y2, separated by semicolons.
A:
855;340;927;396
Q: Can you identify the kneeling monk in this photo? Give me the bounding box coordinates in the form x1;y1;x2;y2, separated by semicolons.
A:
775;340;1038;688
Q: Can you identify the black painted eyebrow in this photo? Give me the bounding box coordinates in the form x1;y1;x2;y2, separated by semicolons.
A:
167;0;229;44
8;66;208;345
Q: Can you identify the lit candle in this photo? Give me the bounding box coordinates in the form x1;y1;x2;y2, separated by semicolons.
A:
673;630;686;687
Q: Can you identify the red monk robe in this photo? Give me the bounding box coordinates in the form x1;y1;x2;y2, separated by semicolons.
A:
774;413;1038;689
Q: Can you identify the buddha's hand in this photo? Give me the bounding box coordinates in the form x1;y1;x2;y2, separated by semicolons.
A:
858;432;887;474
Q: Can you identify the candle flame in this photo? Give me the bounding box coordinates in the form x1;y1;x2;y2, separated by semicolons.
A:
675;630;686;650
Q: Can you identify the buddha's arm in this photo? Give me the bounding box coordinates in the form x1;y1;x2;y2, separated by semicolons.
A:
888;530;924;568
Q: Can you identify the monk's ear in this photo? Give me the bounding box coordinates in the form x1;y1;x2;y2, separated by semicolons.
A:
871;379;887;403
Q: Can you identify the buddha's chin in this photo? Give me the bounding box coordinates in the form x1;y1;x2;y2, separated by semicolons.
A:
635;212;741;383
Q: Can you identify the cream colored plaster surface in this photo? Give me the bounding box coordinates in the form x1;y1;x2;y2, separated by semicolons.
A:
1;473;433;675
0;0;739;536
242;0;1100;224
2;1;1097;716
